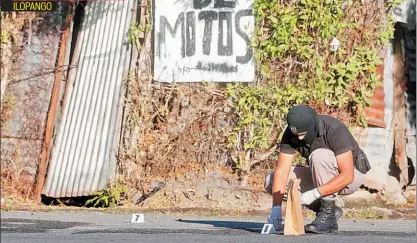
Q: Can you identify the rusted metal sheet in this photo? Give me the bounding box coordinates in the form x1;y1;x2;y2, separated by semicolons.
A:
365;86;386;127
365;64;386;128
35;4;74;201
42;0;135;198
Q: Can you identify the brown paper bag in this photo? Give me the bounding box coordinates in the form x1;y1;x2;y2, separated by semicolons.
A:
284;178;305;236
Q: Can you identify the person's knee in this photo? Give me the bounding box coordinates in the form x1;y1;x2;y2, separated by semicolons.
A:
264;172;274;195
309;148;337;168
338;170;365;195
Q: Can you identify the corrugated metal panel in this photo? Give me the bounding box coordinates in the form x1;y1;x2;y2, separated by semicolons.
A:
365;65;386;127
43;0;134;197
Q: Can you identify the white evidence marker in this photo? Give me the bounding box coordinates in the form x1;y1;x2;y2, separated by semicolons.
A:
261;224;277;235
131;213;145;224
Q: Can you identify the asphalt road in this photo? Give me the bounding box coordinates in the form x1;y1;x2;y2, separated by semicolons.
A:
1;211;415;243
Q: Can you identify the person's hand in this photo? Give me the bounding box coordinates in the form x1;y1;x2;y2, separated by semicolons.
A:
267;206;284;231
300;188;321;205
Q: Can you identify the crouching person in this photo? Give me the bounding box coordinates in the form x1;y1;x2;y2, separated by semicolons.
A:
265;105;371;234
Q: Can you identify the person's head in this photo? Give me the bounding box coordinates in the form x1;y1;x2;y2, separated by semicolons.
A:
286;105;318;143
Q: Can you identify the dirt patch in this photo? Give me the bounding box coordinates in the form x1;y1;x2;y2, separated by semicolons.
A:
3;192;415;221
389;206;416;220
2;168;415;221
2;196;415;220
134;169;272;212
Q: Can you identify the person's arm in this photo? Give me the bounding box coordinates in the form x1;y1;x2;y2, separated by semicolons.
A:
317;125;355;197
316;150;354;197
272;127;297;206
272;152;295;206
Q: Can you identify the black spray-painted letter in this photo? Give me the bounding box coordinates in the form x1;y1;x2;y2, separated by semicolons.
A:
235;9;253;64
159;13;185;57
218;12;233;56
214;0;236;8
199;11;218;55
186;12;196;56
193;0;211;9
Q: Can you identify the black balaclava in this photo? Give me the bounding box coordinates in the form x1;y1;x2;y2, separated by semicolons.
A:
286;105;318;144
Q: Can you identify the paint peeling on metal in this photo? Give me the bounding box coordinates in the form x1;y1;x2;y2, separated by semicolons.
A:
42;0;134;198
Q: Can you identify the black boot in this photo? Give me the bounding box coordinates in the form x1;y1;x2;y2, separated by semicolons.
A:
305;199;343;221
304;199;338;234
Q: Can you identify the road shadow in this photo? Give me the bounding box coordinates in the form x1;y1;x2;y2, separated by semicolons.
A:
175;219;416;237
176;219;265;233
1;218;89;233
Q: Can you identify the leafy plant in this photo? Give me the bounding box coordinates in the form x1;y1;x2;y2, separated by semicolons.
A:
225;0;399;178
85;180;128;208
226;82;309;182
127;3;152;51
127;24;148;51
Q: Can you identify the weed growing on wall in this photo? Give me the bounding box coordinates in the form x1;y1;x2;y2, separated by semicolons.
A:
85;180;128;208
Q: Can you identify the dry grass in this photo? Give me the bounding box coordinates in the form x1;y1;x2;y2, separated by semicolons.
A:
344;208;389;219
118;22;233;195
1;166;35;200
